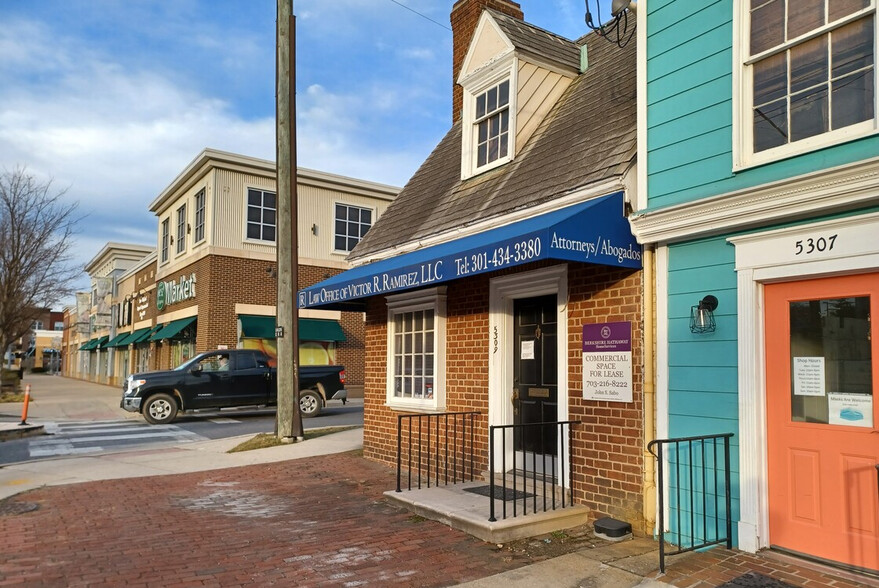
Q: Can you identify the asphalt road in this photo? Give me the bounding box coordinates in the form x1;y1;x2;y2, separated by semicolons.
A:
0;374;363;465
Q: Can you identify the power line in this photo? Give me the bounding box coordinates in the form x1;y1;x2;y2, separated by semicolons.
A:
388;0;451;31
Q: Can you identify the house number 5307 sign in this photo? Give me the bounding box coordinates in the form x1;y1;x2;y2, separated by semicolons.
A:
795;234;837;256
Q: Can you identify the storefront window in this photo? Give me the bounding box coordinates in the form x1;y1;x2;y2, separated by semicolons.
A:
119;349;130;378
789;296;873;425
135;346;150;373
170;340;195;368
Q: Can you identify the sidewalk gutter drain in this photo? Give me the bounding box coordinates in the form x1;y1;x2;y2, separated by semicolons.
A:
0;500;40;516
464;485;534;501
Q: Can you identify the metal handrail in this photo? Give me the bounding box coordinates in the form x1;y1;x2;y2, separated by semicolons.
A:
395;411;481;492
488;420;580;521
648;433;734;573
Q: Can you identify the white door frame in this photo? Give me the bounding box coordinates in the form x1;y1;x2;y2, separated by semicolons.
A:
729;211;879;552
488;264;569;475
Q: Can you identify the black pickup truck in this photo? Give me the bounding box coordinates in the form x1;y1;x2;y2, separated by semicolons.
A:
120;349;347;424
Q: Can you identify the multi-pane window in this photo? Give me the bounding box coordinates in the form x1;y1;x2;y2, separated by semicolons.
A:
161;219;169;263
386;288;446;410
392;309;435;401
246;188;276;242
194;190;205;242
176;204;186;254
334;204;372;252
749;0;875;154
475;79;510;168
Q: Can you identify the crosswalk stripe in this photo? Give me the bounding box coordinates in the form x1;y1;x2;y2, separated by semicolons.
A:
31;430;203;444
28;420;208;458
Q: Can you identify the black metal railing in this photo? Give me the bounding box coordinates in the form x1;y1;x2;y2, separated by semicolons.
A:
488;420;580;521
647;433;734;573
396;411;482;492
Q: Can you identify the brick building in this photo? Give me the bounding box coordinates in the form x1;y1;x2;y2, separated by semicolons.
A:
300;1;645;536
68;149;398;392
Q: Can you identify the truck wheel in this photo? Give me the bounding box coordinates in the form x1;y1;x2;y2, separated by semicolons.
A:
299;390;322;418
143;393;178;424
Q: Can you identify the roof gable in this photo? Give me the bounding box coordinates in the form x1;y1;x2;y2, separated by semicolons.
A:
458;12;514;82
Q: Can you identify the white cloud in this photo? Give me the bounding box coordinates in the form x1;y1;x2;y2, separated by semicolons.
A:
0;8;440;295
398;47;435;60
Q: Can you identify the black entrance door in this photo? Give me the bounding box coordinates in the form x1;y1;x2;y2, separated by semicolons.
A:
513;294;558;456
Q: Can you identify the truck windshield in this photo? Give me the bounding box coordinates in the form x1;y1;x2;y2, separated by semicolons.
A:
173;355;206;371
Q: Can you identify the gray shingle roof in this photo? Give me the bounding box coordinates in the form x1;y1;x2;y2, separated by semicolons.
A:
350;23;636;262
487;8;581;72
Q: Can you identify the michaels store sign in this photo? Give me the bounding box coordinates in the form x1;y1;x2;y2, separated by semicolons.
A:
299;192;641;309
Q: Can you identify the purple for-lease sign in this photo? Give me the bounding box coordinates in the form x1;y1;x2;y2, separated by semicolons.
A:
583;322;632;352
582;321;633;403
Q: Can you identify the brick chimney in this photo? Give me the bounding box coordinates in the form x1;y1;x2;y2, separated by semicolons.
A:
451;0;523;123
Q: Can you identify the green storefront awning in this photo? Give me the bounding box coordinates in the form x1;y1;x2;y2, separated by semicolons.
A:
121;326;155;346
94;336;110;349
149;316;197;341
79;338;97;351
300;318;346;342
239;315;276;339
238;315;346;342
105;332;131;348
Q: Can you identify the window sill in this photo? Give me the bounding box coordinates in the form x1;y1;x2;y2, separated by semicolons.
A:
385;401;447;414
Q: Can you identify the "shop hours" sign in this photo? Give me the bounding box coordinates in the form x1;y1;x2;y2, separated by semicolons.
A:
583;322;632;403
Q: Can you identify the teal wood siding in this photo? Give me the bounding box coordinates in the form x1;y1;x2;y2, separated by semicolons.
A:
666;236;740;542
646;0;879;211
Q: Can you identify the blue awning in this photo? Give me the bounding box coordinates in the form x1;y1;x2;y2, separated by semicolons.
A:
298;192;641;310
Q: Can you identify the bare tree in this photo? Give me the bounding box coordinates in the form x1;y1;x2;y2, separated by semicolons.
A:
0;167;82;383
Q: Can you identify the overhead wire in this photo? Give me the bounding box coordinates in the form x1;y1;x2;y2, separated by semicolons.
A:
388;0;451;31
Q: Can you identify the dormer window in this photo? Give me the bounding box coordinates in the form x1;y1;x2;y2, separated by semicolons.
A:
475;80;510;168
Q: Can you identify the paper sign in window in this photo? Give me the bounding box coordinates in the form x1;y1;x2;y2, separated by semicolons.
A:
793;357;825;397
828;393;873;427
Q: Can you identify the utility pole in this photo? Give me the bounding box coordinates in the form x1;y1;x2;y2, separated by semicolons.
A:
276;0;303;441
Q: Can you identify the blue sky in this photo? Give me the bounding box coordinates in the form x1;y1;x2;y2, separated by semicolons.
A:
0;0;615;295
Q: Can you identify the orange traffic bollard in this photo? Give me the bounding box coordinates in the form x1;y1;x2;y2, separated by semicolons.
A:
19;384;31;426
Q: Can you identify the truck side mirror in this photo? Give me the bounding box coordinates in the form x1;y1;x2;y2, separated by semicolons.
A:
190;365;202;375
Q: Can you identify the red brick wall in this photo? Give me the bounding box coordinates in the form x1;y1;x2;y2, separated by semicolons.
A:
361;261;645;533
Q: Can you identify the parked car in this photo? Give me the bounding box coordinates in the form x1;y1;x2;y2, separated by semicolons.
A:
120;349;346;424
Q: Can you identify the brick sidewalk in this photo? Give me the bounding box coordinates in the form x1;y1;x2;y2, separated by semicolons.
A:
2;450;878;588
0;451;549;587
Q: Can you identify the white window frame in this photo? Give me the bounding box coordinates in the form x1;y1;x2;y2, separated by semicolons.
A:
244;187;277;244
733;1;878;170
385;287;447;412
333;202;374;254
460;53;517;180
194;189;206;243
176;203;186;255
160;218;170;263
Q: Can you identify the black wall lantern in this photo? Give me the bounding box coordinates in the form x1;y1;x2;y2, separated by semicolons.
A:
690;295;718;334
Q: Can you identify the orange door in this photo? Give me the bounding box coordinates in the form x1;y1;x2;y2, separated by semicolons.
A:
766;273;879;571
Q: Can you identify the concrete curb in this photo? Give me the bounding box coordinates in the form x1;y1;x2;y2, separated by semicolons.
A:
0;423;44;441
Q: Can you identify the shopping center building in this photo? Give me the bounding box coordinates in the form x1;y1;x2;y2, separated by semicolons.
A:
65;149;398;389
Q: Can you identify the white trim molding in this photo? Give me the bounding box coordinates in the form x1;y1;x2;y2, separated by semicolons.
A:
728;212;879;552
630;157;879;244
384;286;448;413
488;265;568;474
